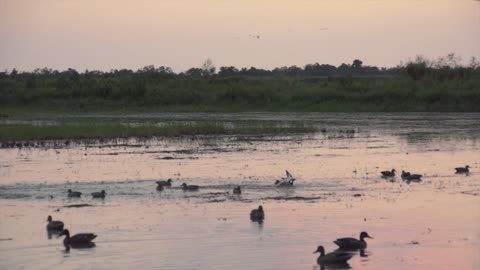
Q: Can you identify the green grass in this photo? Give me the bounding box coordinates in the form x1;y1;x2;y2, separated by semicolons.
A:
0;121;317;142
2;75;480;113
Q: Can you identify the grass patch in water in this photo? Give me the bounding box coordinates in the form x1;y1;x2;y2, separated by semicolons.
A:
0;121;316;142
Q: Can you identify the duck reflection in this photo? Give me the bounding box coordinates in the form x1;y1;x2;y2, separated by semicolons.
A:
64;242;96;251
47;229;62;239
333;247;370;258
319;262;351;270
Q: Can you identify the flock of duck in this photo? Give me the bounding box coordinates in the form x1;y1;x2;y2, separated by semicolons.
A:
48;166;471;265
380;165;470;182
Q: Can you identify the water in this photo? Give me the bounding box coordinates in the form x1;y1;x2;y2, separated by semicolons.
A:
0;113;479;270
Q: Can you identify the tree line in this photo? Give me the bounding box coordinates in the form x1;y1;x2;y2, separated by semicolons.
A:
0;54;479;112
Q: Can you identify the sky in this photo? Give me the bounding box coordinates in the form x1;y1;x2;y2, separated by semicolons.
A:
1;0;479;72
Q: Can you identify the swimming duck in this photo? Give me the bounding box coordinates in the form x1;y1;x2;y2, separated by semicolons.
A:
455;165;470;173
334;231;373;249
401;171;422;181
406;174;422;181
46;215;64;230
275;170;296;186
381;169;396;177
401;170;411;179
91;190;106;198
313;246;353;265
156;179;173;187
181;183;199;191
59;229;96;247
233;186;241;194
67;189;82;197
250;205;265;221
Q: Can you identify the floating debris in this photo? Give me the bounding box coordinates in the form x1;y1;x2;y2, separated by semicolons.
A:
63;204;95;208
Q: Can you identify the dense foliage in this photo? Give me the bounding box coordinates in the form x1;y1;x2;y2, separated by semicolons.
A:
1;55;479;112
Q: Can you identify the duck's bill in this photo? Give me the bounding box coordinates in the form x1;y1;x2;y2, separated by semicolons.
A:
367;235;374;239
313;250;319;254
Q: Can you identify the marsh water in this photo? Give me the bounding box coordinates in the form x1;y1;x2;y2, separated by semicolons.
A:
1;113;479;270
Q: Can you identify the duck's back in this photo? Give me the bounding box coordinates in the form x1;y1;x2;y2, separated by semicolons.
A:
156;180;171;187
47;221;64;230
68;191;81;197
250;209;264;220
71;233;97;243
318;252;353;264
334;237;362;248
92;192;105;198
185;185;199;191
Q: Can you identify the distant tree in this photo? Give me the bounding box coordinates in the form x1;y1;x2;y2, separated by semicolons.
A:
218;66;239;76
469;57;480;70
201;59;216;76
184;68;203;77
434;53;461;69
352;59;363;69
405;55;429;80
337;63;350;75
272;66;288;76
156;66;173;75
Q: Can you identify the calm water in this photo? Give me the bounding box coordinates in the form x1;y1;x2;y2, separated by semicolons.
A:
0;113;479;270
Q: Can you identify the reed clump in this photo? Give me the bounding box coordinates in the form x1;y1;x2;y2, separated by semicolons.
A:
0;121;316;143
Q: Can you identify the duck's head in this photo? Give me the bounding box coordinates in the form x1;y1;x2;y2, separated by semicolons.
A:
101;190;106;194
466;165;470;169
167;179;173;183
258;205;263;212
392;169;396;173
360;231;373;240
313;246;325;255
59;229;70;237
47;215;52;222
181;183;187;187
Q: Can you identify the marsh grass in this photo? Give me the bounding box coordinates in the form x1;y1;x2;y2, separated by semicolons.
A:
0;121;317;142
2;75;479;113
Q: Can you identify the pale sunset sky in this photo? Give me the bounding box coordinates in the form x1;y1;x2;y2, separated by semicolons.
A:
1;0;479;72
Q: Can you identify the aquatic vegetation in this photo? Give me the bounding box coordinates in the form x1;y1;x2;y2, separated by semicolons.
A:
0;120;317;143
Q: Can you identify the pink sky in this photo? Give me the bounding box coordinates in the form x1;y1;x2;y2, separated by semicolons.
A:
1;0;479;72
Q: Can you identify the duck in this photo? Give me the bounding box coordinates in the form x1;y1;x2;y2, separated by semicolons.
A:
381;169;396;177
233;186;241;194
156;179;173;187
46;215;64;230
274;170;296;186
334;231;373;249
156;184;164;191
401;171;422;181
181;183;199;191
67;189;82;197
401;170;411;179
91;190;106;198
313;246;353;265
250;205;265;221
406;174;422;181
59;229;96;248
455;165;470;173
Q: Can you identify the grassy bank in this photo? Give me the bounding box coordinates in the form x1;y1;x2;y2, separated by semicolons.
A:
0;121;317;143
2;74;480;113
